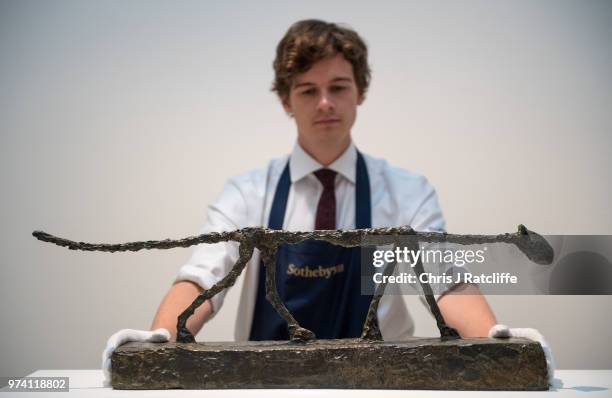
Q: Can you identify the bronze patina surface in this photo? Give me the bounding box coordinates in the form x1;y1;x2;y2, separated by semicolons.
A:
112;338;548;390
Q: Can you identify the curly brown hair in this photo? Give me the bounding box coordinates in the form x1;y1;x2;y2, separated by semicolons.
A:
272;19;371;100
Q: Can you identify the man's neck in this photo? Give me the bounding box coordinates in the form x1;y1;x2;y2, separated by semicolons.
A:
297;135;351;167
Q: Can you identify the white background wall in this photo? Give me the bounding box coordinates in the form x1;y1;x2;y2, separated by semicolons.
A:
1;0;611;378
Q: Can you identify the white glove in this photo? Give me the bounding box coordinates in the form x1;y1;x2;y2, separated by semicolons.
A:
488;324;555;386
101;328;170;387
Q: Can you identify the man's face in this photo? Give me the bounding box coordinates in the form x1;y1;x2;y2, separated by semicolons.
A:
282;53;363;151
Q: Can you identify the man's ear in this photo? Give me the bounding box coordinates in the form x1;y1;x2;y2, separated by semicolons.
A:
357;92;365;105
281;94;292;114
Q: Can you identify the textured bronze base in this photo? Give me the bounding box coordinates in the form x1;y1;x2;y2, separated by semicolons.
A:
112;338;548;390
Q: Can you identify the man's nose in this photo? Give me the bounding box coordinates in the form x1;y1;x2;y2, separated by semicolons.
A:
317;91;335;112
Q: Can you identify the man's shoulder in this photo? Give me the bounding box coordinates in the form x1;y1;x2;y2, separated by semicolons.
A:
361;151;433;189
225;154;289;193
361;150;444;231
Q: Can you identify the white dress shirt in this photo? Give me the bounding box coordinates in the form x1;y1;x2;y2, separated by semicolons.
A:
176;141;446;341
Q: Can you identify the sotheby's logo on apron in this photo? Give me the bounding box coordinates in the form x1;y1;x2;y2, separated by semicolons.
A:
286;263;345;279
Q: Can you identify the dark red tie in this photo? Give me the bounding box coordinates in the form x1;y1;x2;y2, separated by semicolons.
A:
314;169;337;230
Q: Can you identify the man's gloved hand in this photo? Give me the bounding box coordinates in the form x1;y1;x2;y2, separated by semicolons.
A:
488;324;555;386
101;328;170;387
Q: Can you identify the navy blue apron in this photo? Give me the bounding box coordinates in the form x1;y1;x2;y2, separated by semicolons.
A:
249;152;373;340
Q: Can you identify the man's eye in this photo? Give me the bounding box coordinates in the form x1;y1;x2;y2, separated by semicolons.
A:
330;86;346;92
301;89;315;96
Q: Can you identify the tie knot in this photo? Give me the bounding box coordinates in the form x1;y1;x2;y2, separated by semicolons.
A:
314;169;337;190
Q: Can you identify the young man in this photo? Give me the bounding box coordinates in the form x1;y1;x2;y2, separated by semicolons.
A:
103;19;554;385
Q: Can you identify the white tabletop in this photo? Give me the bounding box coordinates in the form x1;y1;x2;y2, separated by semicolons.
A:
0;370;610;397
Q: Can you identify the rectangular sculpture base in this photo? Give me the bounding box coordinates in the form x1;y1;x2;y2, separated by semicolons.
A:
112;337;548;390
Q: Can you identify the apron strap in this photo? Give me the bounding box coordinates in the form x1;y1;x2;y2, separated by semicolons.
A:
355;151;371;229
268;163;291;230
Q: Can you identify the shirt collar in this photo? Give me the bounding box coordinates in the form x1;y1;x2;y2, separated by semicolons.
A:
289;141;357;184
